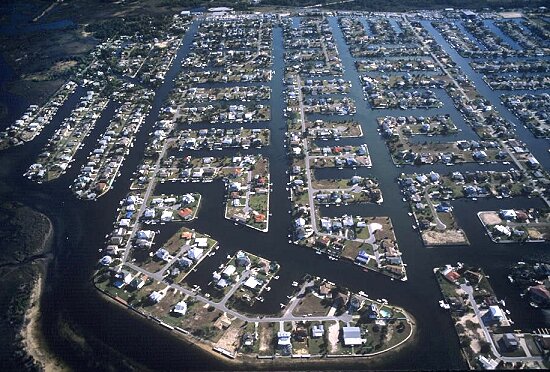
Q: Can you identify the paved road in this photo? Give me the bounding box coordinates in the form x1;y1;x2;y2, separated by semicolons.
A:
407;16;550;209
122;139;173;263
424;190;447;230
404;17;471;102
296;75;320;234
125;261;355;323
461;283;543;364
501;141;550;207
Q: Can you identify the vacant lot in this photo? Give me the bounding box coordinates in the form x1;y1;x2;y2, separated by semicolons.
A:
293;293;330;317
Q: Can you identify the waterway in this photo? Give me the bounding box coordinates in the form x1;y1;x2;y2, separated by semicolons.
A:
0;14;549;371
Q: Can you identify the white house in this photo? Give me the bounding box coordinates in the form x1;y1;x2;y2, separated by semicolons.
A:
343;326;365;346
172;301;187;315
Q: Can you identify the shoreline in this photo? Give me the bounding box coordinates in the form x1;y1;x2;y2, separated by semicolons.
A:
95;282;417;369
17;214;68;371
19;272;68;372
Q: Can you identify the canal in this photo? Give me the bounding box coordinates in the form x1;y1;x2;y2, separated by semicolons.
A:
0;13;548;371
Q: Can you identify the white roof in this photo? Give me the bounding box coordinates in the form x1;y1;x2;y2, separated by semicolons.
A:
343;326;365;345
208;6;233;12
489;305;504;318
277;331;291;345
173;301;187;315
161;210;173;221
195;237;208;247
188;247;204;261
223;265;236;276
149;291;165;303
244;276;260;289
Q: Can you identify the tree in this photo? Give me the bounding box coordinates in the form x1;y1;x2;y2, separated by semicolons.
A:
479;340;491;354
460;336;471;349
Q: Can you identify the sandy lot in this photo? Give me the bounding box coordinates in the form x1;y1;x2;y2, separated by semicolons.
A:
327;321;340;353
422;229;468;245
215;320;245;353
258;323;272;353
479;212;502;226
457;312;485;354
499;12;523;18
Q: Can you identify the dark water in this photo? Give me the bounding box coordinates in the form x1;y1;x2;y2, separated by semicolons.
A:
0;2;75;35
0;14;549;371
0;54;28;126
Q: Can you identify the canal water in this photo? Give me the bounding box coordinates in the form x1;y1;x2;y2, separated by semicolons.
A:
0;14;549;371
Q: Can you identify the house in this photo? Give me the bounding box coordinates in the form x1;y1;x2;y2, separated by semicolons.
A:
235;251;251;268
436;203;452;213
253;213;266;223
242;333;254;346
319;283;333;298
143;208;155;220
222;265;236;278
447;297;465;313
129;277;145;290
342;326;365;346
316;235;332;249
172;301;187;316
214;314;232;330
181;193;196;205
178;208;194;220
194;237;208;248
367;304;378;319
277;331;292;346
477;355;499;370
178;257;193;268
464;270;483;285
527;157;540;169
356;250;370;265
294;217;306;228
311;324;324;338
99;255;113;266
181;231;193;240
243;276;261;290
488;305;504;323
216;278;229;288
187;247;204;261
500;333;519;351
155;248;170;261
149;291;165;303
161;210;173;222
527;285;550;307
499;209;517;220
472;150;488;161
333;292;349;309
535;334;550;352
515;210;529;222
443;269;461;283
348;296;362;313
113;270;134;289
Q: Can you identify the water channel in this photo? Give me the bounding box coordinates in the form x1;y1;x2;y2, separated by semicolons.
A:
0;14;548;370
